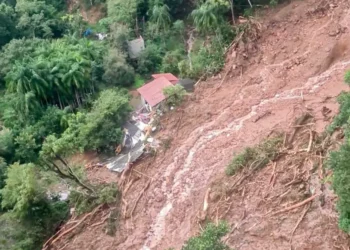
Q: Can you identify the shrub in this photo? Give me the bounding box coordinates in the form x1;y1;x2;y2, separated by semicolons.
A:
163;85;187;107
344;70;350;85
137;43;163;76
225;136;282;176
182;222;230;250
161;49;185;75
327;70;350;233
103;49;135;87
70;183;119;214
328;92;350;132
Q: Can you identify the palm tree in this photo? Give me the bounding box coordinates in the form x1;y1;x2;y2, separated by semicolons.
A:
150;0;171;34
191;3;219;34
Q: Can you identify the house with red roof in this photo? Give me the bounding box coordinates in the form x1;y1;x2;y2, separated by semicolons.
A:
151;73;179;85
137;76;173;111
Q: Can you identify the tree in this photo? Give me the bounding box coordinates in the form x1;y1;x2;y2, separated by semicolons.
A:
191;0;229;34
137;43;163;75
163;85;186;106
0;3;17;48
103;49;135;87
79;88;131;150
1;163;44;218
0;129;15;162
15;0;66;39
150;0;171;34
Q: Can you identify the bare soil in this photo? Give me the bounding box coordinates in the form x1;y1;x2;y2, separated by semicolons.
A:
52;0;350;249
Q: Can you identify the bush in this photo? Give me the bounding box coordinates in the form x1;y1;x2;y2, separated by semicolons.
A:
344;70;350;85
179;37;226;79
70;183;119;214
328;92;350;132
161;49;185;75
0;129;15;161
329;143;350;232
182;222;230;250
137;43;163;76
327;71;350;233
163;85;187;107
226;136;282;176
103;49;135;87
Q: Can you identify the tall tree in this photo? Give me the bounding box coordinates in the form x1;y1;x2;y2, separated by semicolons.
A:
0;3;17;48
150;0;171;34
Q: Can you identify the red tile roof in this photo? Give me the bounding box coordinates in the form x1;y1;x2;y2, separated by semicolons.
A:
137;77;173;107
151;73;179;83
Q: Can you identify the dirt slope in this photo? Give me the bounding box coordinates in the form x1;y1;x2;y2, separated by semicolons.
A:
56;0;350;249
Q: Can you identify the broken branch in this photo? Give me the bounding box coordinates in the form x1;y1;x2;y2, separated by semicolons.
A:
130;180;152;218
270;193;319;216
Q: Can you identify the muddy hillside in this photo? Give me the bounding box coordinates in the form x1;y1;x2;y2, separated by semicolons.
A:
56;0;350;249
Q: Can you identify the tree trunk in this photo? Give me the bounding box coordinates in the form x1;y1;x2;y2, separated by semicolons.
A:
230;0;235;25
55;155;95;193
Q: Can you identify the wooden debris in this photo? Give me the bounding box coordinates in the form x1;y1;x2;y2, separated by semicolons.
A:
130;180;152;218
43;204;104;249
290;203;311;248
287;113;312;145
199;188;211;221
269;193;319;216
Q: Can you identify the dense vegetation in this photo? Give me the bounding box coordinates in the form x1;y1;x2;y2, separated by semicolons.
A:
181;222;230;250
328;70;350;233
0;0;279;249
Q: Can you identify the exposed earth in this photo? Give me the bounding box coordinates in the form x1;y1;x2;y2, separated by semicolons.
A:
53;0;350;249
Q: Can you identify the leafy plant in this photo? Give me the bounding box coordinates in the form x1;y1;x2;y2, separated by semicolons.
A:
163;85;187;106
326;71;350;233
182;222;230;250
69;183;119;215
226;136;282;176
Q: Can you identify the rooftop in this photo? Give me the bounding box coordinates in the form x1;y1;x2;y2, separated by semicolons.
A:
151;73;179;83
137;76;173;107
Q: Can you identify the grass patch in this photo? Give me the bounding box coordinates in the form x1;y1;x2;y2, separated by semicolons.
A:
181;222;230;250
132;74;145;89
225;136;283;176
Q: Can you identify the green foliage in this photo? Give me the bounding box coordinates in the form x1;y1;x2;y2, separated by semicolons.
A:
103;49;135;87
133;74;145;89
14;130;39;163
226;136;282;176
161;49;185;75
191;0;229;34
179;36;229;79
1;163;44;218
15;0;66;39
107;23;131;51
137;43;163;76
107;0;138;27
182;222;230;250
328;92;350;132
4;38;105;108
0;157;7;207
0;129;15;161
163;85;186;106
269;0;278;6
150;0;172;34
327;71;350;233
344;70;350;85
70;183;119;214
80;88;131;150
0;163;68;249
329;143;350;232
0;3;17;48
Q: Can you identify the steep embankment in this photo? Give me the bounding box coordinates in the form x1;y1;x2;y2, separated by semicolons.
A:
57;0;350;249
